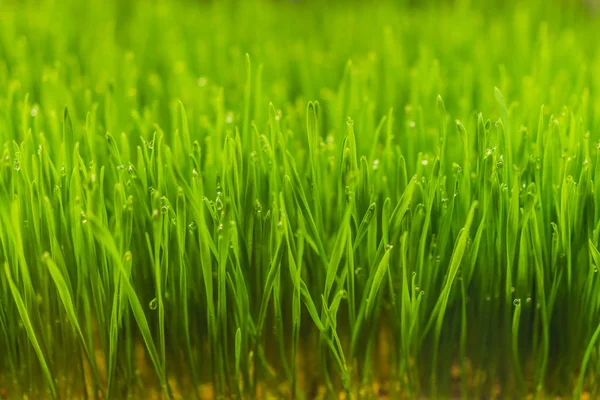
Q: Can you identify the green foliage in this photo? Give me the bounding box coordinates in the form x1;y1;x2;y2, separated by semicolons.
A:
1;0;600;398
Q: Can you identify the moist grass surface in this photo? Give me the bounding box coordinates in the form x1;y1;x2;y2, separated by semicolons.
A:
1;0;600;398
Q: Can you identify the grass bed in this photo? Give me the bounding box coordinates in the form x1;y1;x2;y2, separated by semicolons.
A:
1;0;600;398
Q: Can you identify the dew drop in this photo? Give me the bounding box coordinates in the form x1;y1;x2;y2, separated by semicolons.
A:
149;298;158;310
513;298;521;306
